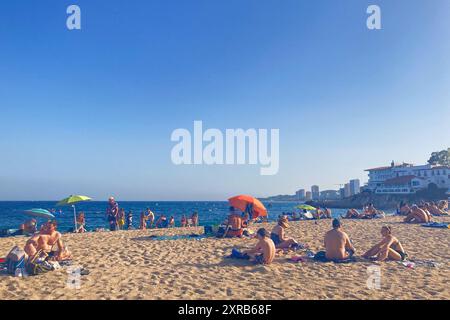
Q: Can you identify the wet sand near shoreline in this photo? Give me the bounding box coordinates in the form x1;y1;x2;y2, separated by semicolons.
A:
0;216;449;300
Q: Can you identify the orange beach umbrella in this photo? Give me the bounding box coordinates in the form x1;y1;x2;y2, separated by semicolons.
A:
228;195;267;219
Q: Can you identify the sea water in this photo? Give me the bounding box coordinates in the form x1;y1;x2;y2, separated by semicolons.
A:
0;201;377;234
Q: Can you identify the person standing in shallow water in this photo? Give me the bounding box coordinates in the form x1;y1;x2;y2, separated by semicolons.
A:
191;212;199;227
106;197;119;231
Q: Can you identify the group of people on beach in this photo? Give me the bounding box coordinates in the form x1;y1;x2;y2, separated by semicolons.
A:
105;197;199;231
236;216;408;266
282;207;332;221
397;200;448;223
344;203;385;219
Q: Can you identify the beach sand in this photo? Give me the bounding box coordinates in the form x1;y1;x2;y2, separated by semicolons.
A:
0;216;449;300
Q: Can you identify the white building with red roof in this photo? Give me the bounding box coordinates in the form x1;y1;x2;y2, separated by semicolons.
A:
364;161;450;194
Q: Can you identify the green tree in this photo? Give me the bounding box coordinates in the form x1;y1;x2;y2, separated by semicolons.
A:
427;148;450;166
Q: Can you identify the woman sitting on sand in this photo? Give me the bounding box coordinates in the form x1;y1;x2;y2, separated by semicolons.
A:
363;226;407;261
397;202;411;215
20;219;38;235
24;220;72;261
223;207;245;238
270;216;299;250
404;205;431;223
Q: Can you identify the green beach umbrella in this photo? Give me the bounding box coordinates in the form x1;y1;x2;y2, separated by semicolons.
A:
24;208;55;219
56;195;92;232
295;204;317;211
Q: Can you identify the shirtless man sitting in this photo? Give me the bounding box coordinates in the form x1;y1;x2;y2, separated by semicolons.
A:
244;228;276;265
404;205;431;223
363;226;407;261
324;219;355;261
24;220;72;261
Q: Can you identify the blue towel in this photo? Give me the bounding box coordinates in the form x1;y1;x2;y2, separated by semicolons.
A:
422;222;449;229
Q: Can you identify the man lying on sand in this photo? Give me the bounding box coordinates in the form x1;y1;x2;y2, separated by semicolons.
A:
363;226;407;261
24;220;72;261
323;218;355;261
244;228;275;265
404;205;431;223
270;216;299;250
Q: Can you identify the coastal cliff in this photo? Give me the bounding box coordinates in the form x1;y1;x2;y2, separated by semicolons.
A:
307;188;449;210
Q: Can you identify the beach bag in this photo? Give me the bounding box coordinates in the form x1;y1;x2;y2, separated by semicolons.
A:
6;246;26;275
25;250;54;276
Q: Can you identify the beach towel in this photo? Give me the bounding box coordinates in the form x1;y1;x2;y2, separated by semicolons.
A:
421;222;449;229
226;248;250;260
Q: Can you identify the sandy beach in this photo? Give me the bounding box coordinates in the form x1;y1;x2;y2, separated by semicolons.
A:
0;216;449;300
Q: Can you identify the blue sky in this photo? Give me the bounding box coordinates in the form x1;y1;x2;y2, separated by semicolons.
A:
0;0;449;200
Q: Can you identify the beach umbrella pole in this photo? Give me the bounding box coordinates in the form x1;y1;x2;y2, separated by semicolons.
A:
72;205;77;233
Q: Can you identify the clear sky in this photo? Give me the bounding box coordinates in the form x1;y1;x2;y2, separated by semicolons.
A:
0;0;449;200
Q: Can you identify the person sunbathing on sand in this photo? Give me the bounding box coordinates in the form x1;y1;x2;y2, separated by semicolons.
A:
345;209;361;219
404;205;431;223
324;219;355;261
363;226;407;261
270;216;299;250
244;228;275;265
24;220;72;261
427;202;446;216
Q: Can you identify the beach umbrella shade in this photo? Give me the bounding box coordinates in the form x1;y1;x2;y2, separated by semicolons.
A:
228;195;267;219
56;195;92;232
24;208;55;219
295;204;317;211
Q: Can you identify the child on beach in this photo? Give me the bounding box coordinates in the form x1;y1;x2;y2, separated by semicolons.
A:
139;211;147;230
155;215;168;228
126;211;133;230
146;209;155;228
181;215;187;227
75;212;86;233
169;216;175;228
243;228;276;265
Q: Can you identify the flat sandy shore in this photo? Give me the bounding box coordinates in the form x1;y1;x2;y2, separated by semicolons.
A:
1;216;449;300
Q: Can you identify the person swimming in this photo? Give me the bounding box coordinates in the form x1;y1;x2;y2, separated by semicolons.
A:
363;226;407;261
324;218;355;261
243;228;276;265
270;216;299;250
